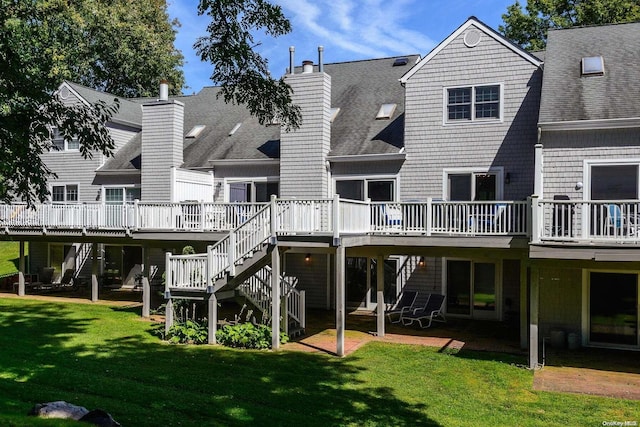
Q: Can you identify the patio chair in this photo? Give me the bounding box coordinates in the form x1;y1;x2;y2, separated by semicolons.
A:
605;204;635;237
27;267;55;292
400;293;446;328
383;204;403;228
54;268;76;290
385;290;419;323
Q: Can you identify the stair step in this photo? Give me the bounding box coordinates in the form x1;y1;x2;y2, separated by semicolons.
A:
288;327;305;339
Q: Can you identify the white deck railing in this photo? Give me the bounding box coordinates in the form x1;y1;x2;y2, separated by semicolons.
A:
237;266;305;328
534;198;640;243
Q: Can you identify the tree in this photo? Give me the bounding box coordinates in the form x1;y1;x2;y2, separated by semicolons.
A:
500;0;640;50
68;0;185;97
0;0;183;205
194;0;301;130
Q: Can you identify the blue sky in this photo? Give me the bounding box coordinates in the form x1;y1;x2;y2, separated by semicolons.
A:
168;0;516;94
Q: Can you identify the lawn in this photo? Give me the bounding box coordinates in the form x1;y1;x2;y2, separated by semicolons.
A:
0;241;24;277
0;298;637;426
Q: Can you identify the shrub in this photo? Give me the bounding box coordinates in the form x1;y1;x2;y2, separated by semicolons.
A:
215;323;289;349
165;320;208;344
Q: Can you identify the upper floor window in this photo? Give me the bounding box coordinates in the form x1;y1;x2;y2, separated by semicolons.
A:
51;127;79;151
52;184;78;203
446;84;502;123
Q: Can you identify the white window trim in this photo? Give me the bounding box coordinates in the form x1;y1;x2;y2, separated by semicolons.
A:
50;183;80;203
583;158;640;201
442;83;504;125
224;177;279;203
51;126;80;152
442;167;504;201
582;268;640;349
332;174;399;201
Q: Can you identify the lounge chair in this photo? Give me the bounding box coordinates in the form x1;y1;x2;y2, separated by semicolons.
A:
54;268;76;290
401;293;446;328
385;290;419;323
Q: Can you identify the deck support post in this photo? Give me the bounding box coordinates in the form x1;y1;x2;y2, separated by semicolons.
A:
142;244;150;318
17;241;25;296
165;298;174;336
520;258;529;349
336;245;345;356
271;246;281;350
376;255;385;337
208;292;217;344
529;265;540;369
91;243;99;302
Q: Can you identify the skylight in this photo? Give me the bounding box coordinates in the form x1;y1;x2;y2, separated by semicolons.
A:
186;125;205;138
228;123;242;136
393;57;408;67
581;56;604;76
376;103;397;120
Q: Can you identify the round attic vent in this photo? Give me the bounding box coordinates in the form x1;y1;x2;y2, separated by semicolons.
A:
464;29;482;47
59;86;70;99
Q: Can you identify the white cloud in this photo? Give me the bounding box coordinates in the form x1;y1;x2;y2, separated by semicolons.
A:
276;0;436;59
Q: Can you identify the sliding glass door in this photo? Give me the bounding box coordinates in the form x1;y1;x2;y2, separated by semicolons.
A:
589;272;638;347
446;260;498;319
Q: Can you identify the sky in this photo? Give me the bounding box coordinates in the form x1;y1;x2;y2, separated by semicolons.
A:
167;0;516;95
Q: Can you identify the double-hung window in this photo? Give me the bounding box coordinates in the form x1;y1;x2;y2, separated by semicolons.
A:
51;127;80;151
51;184;78;203
446;84;502;123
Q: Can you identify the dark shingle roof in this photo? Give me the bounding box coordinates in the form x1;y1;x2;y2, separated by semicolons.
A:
66;82;142;126
539;21;640;123
99;55;418;171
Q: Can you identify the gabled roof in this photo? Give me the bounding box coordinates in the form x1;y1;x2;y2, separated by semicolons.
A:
60;82;142;128
539;21;640;126
101;55;418;171
399;16;542;84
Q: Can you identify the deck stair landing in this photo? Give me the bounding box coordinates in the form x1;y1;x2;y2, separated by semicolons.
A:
165;199;306;335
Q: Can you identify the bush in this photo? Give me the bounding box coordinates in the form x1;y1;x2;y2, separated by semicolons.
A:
165;320;208;344
215;323;289;349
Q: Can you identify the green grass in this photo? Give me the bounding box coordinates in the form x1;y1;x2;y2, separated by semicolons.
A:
0;241;26;277
0;298;638;426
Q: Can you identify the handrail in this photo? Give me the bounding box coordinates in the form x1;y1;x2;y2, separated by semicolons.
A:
536;198;640;243
237;265;305;327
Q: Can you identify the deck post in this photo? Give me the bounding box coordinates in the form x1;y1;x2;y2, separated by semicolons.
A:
208;292;217;344
165;298;174;336
376;255;385;337
91;243;99;302
17;241;25;296
142;244;150;318
271;246;281;350
336;245;345;356
529;265;540;369
520;258;529;349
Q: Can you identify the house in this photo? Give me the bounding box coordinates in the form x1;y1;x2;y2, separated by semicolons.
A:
529;21;640;364
2;17;638;367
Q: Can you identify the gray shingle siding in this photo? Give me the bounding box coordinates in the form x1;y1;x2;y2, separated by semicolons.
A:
140;101;184;201
280;72;332;198
401;23;541;202
541;128;640;198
